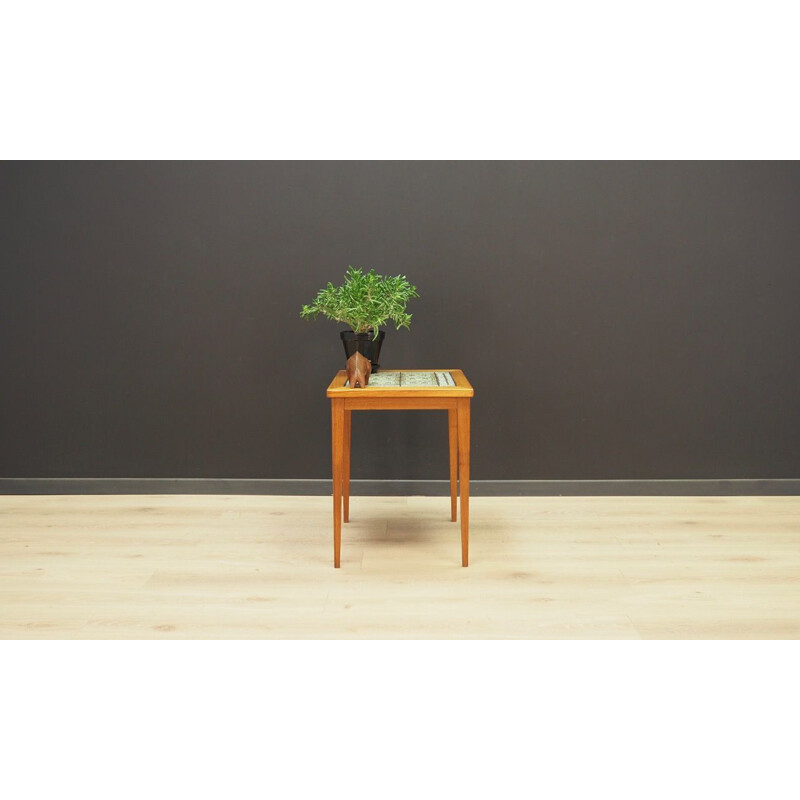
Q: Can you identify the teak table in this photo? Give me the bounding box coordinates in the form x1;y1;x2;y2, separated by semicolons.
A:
327;369;474;568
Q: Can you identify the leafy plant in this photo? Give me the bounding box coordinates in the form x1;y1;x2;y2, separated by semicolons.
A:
300;266;419;339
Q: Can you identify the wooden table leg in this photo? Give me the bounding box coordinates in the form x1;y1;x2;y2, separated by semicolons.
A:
343;409;351;523
448;408;458;522
331;398;345;567
457;398;470;567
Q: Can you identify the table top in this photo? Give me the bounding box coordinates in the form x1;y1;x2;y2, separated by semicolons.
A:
327;369;474;398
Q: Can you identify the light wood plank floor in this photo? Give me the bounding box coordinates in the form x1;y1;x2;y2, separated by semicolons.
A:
1;494;799;639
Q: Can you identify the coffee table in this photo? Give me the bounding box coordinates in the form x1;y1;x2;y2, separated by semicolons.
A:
326;369;474;567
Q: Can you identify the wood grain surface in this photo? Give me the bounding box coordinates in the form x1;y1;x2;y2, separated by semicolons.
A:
1;494;799;639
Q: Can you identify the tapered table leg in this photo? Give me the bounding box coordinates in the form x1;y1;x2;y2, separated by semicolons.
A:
448;408;458;522
343;409;351;523
457;399;470;567
331;398;345;567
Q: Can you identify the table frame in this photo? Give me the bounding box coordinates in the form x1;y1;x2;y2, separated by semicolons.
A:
327;369;474;568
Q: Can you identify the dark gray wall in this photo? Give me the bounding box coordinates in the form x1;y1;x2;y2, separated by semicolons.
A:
1;161;798;481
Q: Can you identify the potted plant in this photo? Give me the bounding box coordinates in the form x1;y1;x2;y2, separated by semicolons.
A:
300;266;419;371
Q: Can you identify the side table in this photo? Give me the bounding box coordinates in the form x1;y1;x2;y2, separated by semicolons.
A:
326;369;475;568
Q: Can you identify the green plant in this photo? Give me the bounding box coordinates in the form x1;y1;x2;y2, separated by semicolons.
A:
300;266;419;339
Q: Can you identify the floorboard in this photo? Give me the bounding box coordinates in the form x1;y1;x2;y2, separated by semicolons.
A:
1;494;798;639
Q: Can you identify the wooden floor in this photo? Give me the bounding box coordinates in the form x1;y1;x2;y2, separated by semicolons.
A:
1;494;799;639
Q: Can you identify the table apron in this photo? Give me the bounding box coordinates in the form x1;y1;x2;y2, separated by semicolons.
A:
342;397;460;411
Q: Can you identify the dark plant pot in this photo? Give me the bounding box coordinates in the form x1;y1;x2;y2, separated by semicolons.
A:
340;330;385;373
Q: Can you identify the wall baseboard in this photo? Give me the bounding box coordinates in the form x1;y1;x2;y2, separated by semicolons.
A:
1;478;799;496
